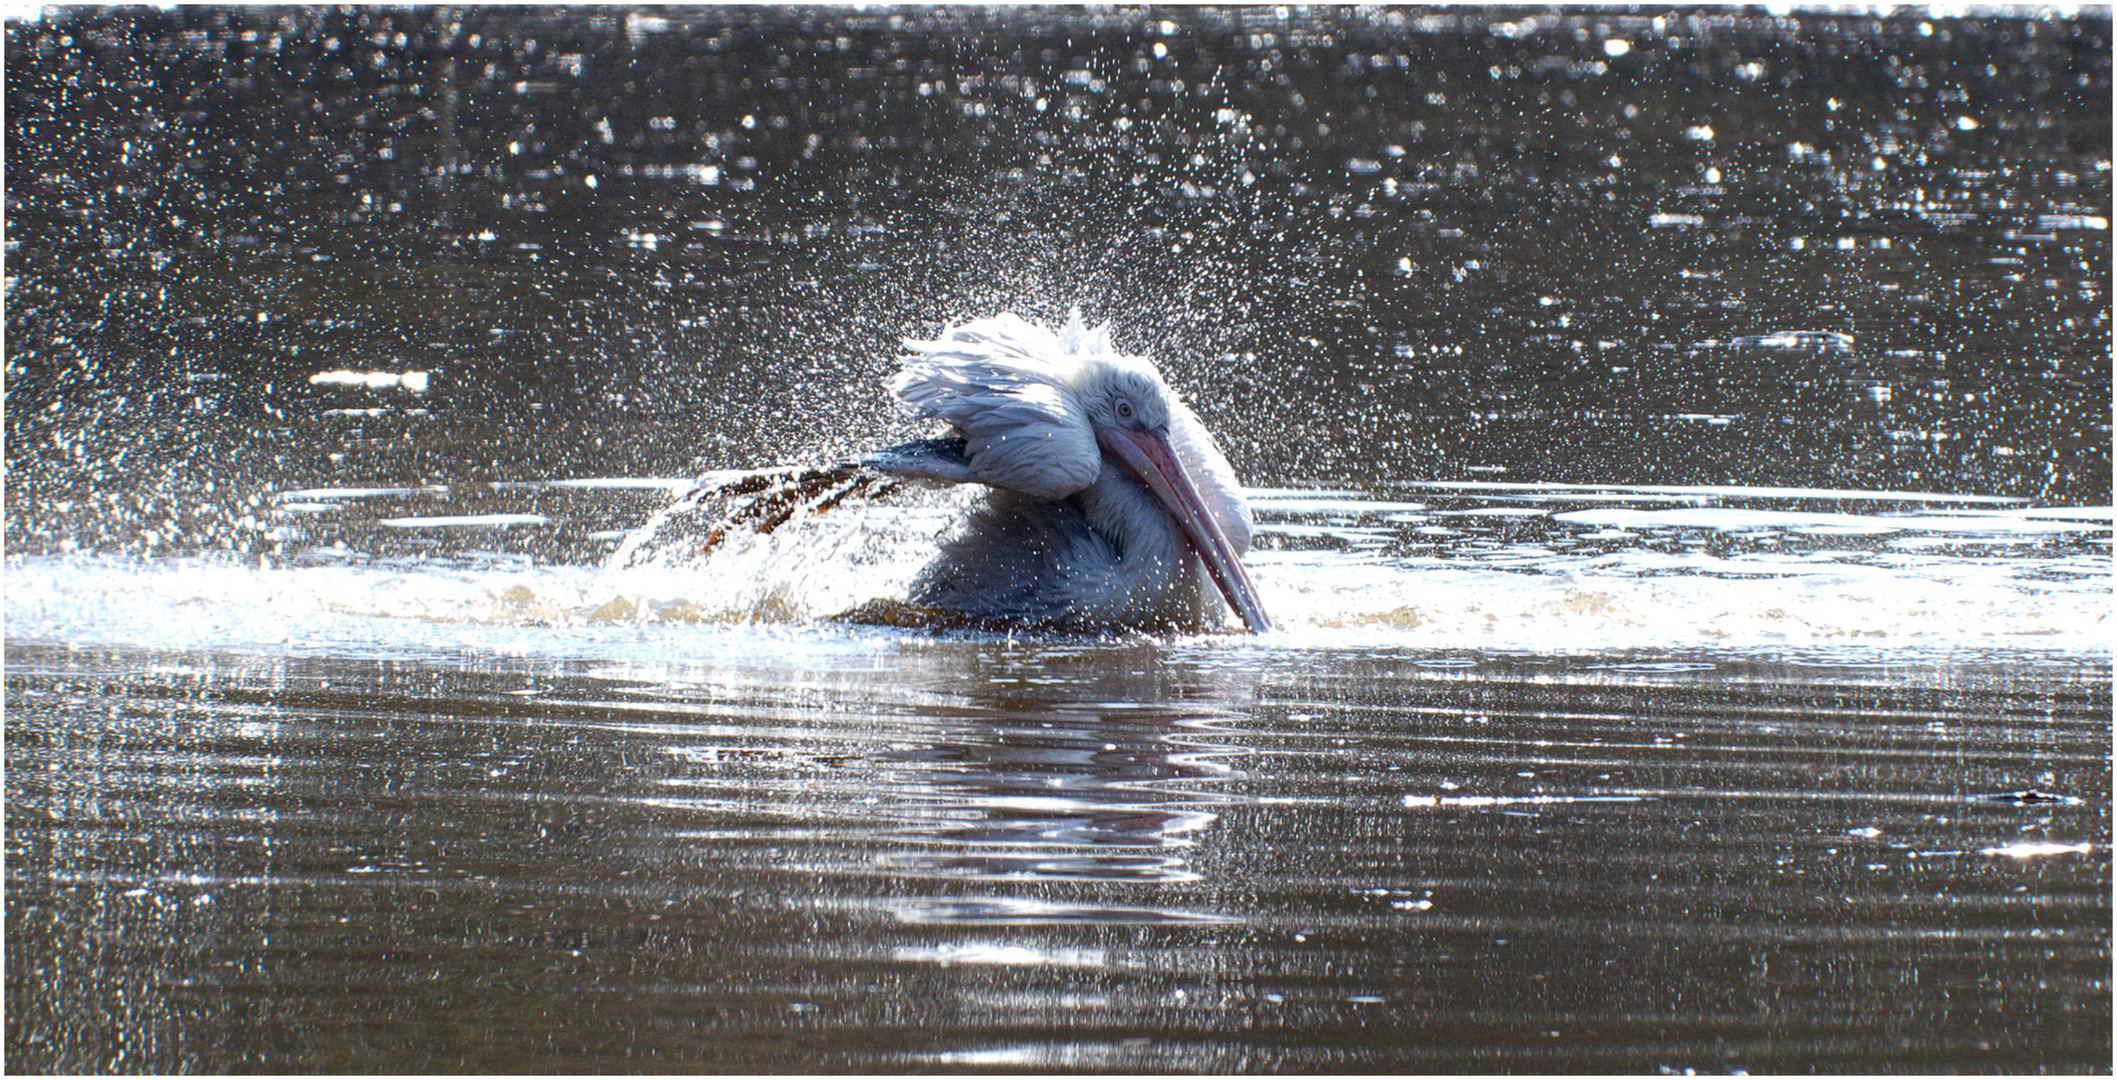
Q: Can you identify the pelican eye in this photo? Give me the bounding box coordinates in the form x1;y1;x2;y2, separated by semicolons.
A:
1115;398;1134;421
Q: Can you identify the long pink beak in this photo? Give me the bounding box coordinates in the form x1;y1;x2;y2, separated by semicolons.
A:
1098;427;1273;633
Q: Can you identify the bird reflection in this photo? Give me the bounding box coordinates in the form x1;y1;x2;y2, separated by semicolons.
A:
874;719;1235;883
866;652;1255;886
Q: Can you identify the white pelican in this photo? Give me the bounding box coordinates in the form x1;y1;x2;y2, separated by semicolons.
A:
862;310;1271;633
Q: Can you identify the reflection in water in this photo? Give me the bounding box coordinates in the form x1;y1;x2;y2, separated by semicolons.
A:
864;716;1235;886
875;649;1252;892
639;647;1255;893
8;642;2108;1071
4;5;2110;1074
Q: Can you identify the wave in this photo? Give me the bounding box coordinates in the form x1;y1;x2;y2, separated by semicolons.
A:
5;476;2106;663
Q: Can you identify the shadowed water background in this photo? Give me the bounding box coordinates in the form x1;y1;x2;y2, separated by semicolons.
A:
5;7;2110;1072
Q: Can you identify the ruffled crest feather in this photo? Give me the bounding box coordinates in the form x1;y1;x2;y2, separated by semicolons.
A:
1057;306;1116;355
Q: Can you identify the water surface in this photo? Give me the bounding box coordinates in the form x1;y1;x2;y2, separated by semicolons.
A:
6;7;2110;1072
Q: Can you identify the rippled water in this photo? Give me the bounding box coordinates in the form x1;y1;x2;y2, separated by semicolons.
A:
7;636;2109;1072
6;7;2110;1072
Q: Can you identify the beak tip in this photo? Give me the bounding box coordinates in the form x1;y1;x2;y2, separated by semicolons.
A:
1107;425;1272;635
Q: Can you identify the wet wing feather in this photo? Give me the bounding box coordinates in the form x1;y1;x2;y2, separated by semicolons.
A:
888;315;1100;500
861;437;975;486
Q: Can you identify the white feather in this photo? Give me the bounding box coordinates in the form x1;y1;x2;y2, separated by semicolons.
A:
1056;306;1115;355
888;313;1102;499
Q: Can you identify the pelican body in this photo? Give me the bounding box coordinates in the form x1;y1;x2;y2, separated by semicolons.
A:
865;312;1270;633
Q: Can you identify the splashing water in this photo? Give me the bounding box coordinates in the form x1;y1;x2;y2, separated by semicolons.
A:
8;472;2106;665
597;466;942;625
6;8;2110;1074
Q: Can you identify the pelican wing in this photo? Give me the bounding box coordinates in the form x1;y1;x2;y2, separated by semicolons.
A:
861;437;975;486
888;314;1101;500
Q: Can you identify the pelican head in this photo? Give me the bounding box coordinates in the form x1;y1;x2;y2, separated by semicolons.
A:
872;310;1271;633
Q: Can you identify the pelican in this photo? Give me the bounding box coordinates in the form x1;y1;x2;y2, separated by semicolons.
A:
860;310;1271;633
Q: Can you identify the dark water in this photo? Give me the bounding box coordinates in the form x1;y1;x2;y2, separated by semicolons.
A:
8;642;2109;1072
6;6;2110;529
5;7;2111;1073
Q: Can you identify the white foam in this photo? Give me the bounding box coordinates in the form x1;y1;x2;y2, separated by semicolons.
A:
9;529;2106;664
1;555;902;666
1397;481;2026;505
492;477;698;493
1249;496;1430;514
1555;507;2105;535
277;485;448;501
1253;548;2108;655
1952;506;2114;522
8;482;2106;664
377;514;551;529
